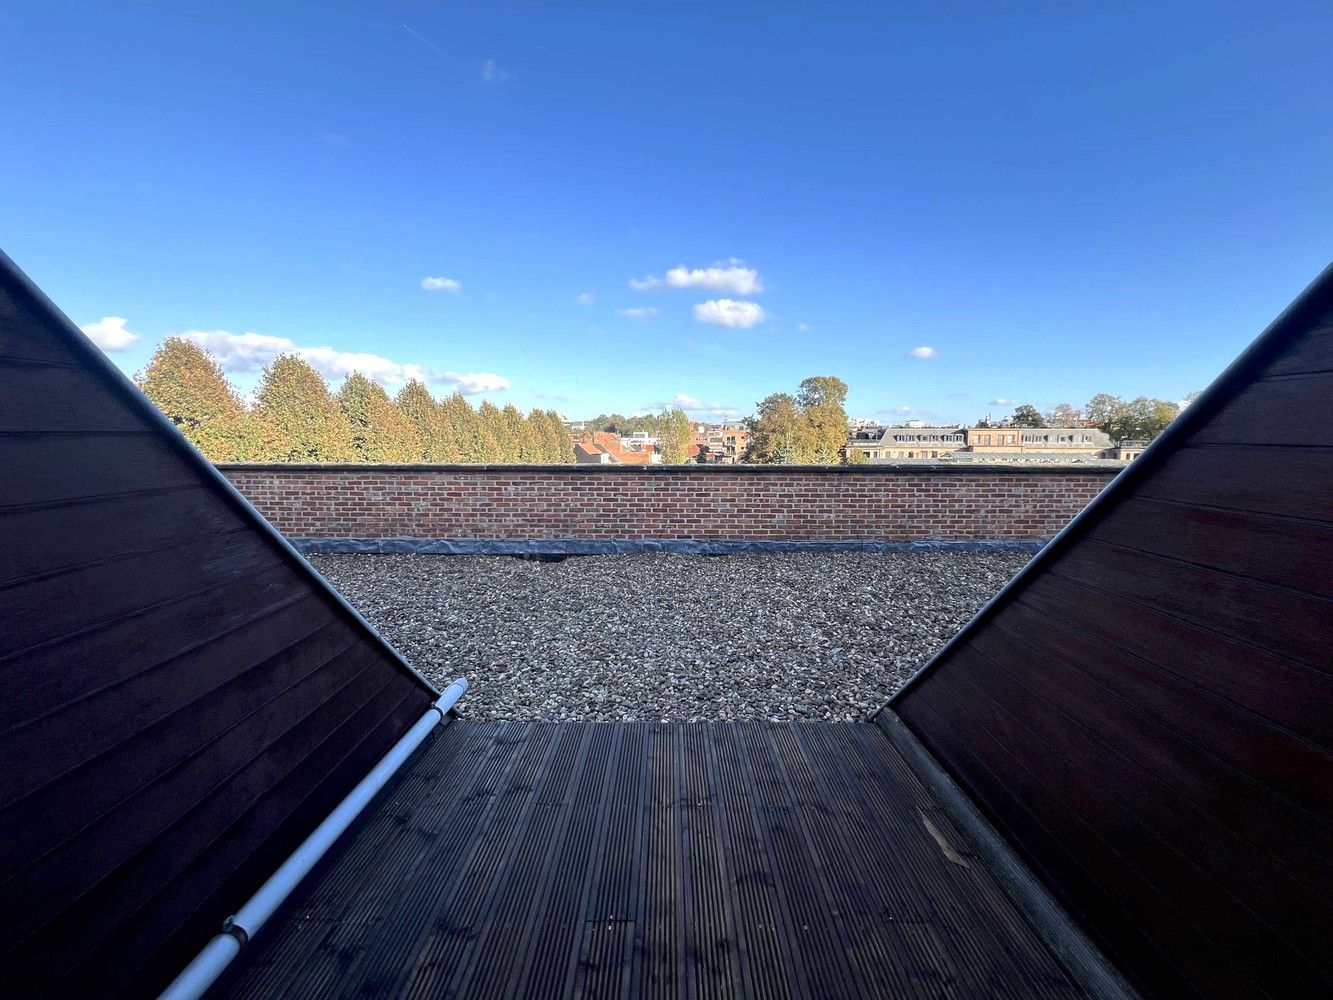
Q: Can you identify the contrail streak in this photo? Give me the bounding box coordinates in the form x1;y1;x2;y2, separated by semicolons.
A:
402;23;449;58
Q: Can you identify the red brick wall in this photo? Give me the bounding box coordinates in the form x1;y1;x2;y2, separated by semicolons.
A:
217;464;1118;542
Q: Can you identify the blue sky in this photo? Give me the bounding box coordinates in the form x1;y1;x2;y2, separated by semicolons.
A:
3;2;1331;424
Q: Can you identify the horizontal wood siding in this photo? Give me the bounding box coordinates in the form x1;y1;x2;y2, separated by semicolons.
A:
893;271;1333;997
0;258;434;997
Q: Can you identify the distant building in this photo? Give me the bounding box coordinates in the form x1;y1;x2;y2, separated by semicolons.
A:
966;426;1111;454
847;423;1118;463
846;425;967;461
574;431;659;465
690;421;751;463
621;430;657;449
573;439;614;464
1103;439;1148;461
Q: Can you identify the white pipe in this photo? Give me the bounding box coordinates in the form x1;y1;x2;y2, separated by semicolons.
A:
158;678;468;1000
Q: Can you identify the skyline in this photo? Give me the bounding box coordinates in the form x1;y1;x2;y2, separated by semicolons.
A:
4;3;1332;424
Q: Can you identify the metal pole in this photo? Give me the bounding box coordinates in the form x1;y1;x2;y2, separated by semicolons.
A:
158;679;468;1000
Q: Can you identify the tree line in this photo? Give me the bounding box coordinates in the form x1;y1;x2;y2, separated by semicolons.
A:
1002;394;1188;442
136;338;575;463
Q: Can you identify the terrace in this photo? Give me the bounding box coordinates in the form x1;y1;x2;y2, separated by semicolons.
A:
2;250;1331;1000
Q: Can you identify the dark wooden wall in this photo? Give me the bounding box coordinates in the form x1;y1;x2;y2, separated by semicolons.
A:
0;254;435;998
889;269;1333;998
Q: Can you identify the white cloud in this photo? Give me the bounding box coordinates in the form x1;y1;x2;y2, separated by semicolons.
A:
990;397;1015;406
179;329;508;395
796;323;810;332
693;299;767;329
630;263;762;295
908;345;936;359
644;392;742;420
421;275;461;292
480;58;513;83
576;291;595;305
80;316;140;352
616;306;659;320
446;371;510;394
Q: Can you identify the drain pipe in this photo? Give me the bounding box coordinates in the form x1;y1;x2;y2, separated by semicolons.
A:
158;678;468;1000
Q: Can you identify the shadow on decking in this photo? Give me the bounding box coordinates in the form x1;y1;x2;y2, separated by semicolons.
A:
217;721;1108;1000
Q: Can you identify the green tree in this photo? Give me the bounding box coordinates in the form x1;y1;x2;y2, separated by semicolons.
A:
500;404;528;462
796;375;849;410
447;394;499;462
253;354;355;462
657;407;693;463
527;408;572;463
586;413;628;433
136;337;245;460
235;411;284;461
796;375;850;463
477;401;511;462
746;393;806;463
1084;393;1124;431
396;379;458;461
1113;396;1179;441
338;372;421;462
1151;399;1181;435
1010;403;1046;427
802;402;847;463
546;409;575;463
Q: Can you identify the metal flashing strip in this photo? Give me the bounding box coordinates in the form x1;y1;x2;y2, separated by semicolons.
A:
288;536;1050;557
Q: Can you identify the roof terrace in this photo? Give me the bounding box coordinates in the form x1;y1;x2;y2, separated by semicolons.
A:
2;251;1331;999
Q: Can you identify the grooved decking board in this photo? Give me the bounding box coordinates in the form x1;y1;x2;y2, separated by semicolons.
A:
217;721;1093;999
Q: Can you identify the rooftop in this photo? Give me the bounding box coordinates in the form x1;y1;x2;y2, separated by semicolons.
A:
309;549;1031;721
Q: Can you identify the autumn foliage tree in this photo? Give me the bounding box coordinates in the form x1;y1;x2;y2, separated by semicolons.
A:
476;401;510;462
254;354;355;462
134;340;582;464
746;376;851;464
339;372;421;462
746;393;808;463
396;379;456;462
500;404;529;462
136;338;247;460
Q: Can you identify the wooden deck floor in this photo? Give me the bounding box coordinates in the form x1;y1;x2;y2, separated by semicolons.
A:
217;721;1093;999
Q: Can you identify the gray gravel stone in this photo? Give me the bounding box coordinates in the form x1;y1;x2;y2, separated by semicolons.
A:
310;551;1031;722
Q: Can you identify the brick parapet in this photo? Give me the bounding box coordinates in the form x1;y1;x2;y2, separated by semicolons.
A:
217;464;1119;543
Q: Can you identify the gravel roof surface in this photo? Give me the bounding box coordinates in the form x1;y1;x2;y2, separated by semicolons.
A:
311;551;1031;722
